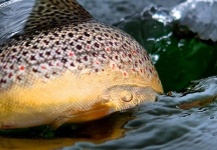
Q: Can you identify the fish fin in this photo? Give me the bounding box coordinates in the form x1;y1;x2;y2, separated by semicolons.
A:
24;0;93;32
51;101;115;129
51;116;69;129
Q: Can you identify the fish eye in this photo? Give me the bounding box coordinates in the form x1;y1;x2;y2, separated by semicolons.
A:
120;91;133;102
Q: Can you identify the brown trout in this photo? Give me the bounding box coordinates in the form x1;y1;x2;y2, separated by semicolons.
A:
0;0;163;129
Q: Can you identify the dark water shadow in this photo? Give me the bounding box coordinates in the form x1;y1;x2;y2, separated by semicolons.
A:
0;111;133;150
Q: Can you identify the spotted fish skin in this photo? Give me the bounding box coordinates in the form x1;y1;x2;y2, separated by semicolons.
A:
0;0;163;129
24;0;93;32
0;22;160;90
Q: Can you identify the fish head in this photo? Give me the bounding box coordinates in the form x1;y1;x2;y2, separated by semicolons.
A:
101;85;159;112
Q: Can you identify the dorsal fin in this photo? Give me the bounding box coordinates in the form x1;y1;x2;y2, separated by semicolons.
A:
24;0;94;32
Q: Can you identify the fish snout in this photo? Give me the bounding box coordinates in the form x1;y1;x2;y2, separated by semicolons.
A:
101;85;158;112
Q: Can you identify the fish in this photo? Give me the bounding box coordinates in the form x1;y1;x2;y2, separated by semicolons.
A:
0;0;163;129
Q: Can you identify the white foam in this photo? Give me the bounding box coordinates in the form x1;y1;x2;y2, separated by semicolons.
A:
171;0;217;41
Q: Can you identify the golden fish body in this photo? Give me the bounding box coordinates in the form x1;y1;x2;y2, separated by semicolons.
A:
0;0;163;129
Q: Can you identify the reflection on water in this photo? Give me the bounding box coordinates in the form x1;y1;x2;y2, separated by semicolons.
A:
0;0;217;150
0;112;133;150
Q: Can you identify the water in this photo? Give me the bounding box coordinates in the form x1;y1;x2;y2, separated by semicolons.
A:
171;0;217;42
0;0;217;150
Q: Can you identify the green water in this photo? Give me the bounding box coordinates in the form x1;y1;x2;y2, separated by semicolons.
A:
0;0;217;150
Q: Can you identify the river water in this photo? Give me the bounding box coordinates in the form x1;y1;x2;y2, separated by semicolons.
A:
0;0;217;150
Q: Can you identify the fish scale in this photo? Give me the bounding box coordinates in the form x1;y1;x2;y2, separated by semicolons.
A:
0;22;156;89
0;0;163;129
